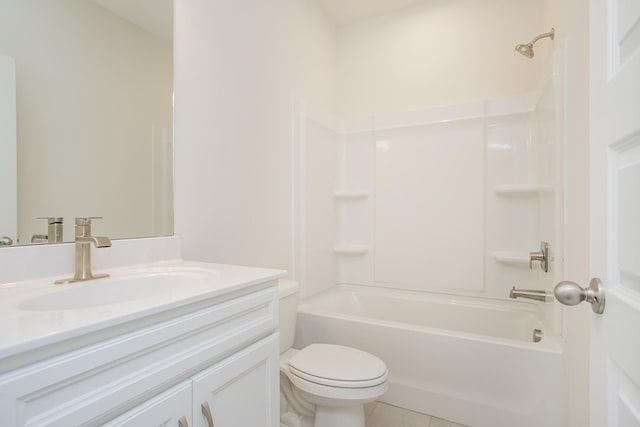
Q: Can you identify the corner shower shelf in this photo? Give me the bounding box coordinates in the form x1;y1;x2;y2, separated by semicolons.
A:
333;191;369;200
492;251;530;267
333;245;369;255
493;184;541;196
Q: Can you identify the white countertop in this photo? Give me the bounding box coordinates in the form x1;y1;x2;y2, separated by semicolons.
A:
0;259;285;360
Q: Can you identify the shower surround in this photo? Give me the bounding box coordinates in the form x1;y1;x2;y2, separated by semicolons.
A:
296;88;563;305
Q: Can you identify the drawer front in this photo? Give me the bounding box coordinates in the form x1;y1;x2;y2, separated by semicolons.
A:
0;286;277;426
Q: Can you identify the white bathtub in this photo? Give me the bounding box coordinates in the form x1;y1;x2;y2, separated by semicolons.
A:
293;284;566;427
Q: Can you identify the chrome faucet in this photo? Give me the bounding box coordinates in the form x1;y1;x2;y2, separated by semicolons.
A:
509;286;552;302
55;217;111;284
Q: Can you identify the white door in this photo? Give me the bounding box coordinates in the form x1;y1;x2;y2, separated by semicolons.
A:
589;0;640;425
0;54;17;245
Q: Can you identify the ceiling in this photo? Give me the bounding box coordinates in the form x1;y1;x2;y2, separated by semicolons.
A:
91;0;173;43
314;0;427;26
90;0;426;41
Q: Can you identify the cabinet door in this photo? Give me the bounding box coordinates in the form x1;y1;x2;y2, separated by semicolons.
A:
192;334;279;427
103;380;193;427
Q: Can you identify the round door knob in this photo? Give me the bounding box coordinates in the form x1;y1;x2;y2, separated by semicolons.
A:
554;281;586;306
554;278;605;314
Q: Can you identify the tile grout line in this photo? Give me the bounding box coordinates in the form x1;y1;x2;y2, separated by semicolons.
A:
365;401;469;427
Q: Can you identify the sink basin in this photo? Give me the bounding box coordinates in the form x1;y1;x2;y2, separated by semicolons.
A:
19;268;218;311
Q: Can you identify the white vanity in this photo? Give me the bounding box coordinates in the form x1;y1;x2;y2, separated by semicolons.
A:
0;250;284;427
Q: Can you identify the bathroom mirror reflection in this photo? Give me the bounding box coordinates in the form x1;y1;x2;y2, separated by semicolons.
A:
0;0;173;246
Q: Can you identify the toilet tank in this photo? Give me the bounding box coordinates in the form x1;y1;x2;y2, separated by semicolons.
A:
278;279;300;354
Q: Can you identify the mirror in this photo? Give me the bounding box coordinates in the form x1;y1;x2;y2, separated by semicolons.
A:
0;0;173;246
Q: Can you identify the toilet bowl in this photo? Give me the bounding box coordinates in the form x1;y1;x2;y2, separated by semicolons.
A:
278;280;388;427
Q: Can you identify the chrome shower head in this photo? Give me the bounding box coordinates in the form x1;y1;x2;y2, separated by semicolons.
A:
515;28;554;59
515;43;535;58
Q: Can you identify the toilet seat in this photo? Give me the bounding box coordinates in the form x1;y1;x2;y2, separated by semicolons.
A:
288;344;387;388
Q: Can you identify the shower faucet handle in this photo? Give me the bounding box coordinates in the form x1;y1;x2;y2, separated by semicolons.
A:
529;241;550;272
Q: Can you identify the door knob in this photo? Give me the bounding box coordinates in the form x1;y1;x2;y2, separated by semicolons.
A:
554;278;605;314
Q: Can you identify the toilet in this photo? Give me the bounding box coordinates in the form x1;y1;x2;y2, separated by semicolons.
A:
278;280;388;427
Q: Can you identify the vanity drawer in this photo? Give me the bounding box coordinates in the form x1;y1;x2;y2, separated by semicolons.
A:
0;286;278;426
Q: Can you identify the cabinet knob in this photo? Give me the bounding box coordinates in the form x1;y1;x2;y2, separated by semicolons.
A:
178;416;189;427
201;401;215;427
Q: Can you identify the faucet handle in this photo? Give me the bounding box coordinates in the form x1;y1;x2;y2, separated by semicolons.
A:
75;217;103;226
37;217;63;223
75;217;103;237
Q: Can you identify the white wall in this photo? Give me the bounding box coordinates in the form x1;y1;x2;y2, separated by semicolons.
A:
174;0;338;275
337;0;547;119
0;0;172;243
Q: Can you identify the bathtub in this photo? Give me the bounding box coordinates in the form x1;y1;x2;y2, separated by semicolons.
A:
293;284;566;427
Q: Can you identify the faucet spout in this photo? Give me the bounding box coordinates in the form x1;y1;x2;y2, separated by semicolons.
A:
77;236;112;248
54;217;111;284
509;286;552;302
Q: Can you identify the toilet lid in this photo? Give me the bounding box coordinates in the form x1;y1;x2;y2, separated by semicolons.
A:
288;344;387;388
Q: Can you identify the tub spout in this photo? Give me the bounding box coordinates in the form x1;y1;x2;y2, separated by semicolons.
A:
509;286;552;302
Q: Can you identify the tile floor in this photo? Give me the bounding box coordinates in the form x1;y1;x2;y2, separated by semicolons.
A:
364;401;469;427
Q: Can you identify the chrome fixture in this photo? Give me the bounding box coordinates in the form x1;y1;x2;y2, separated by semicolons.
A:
0;236;13;246
515;28;555;58
31;234;48;243
38;217;64;243
509;286;552;302
532;329;543;343
554;278;606;314
55;217;111;284
530;241;550;272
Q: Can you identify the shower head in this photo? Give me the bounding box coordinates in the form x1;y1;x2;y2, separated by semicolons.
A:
515;43;535;58
515;28;555;58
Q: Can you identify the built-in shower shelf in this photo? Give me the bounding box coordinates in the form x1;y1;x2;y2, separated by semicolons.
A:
333;245;369;255
493;184;541;196
493;251;530;267
334;191;369;200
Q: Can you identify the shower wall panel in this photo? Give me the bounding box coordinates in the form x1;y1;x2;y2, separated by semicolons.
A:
337;131;376;286
374;121;485;292
295;116;341;298
484;113;541;295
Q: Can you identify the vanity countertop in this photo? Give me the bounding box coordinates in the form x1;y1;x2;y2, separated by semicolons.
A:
0;260;285;360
